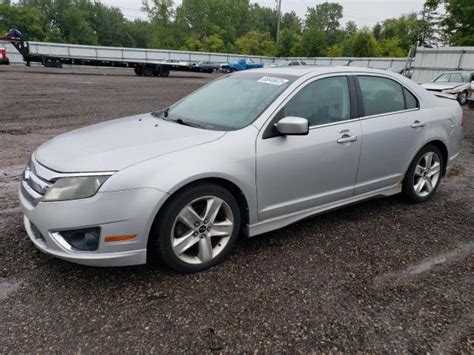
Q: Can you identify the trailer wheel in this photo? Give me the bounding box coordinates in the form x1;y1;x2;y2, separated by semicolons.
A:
134;67;143;76
143;66;154;77
160;68;170;77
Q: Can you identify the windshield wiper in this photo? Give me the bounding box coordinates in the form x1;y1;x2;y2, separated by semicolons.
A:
176;118;206;129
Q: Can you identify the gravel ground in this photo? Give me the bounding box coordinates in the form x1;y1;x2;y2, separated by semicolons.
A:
0;66;473;353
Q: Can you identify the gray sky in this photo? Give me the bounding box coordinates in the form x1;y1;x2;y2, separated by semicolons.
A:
100;0;426;27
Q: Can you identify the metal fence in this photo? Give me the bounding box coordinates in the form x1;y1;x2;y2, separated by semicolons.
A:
3;41;474;84
411;47;474;83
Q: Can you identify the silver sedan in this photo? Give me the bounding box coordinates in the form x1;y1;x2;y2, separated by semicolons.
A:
19;67;464;273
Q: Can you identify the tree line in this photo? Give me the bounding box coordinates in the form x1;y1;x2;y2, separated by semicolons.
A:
0;0;472;58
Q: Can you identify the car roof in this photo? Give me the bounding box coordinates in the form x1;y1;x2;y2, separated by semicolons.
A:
238;65;401;78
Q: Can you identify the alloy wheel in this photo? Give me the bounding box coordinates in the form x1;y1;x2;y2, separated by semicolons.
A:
171;196;234;265
413;151;441;197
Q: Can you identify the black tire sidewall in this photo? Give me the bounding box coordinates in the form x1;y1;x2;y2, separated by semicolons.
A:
402;145;444;203
150;183;241;273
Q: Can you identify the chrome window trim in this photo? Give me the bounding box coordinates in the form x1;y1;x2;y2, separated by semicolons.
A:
358;107;421;121
309;117;360;130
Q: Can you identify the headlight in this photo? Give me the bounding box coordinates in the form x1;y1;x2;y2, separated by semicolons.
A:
442;89;456;94
42;176;110;202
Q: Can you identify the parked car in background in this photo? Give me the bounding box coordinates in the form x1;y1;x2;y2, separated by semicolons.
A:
192;61;219;73
468;81;474;109
267;60;307;68
421;71;474;105
0;47;9;65
220;58;264;72
20;66;463;273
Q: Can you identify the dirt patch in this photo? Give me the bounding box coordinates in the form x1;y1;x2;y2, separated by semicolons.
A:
0;66;473;353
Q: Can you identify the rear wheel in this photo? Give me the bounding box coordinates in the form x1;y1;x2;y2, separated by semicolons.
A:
150;183;241;273
402;145;444;203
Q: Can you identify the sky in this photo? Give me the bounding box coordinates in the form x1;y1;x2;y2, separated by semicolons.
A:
100;0;426;27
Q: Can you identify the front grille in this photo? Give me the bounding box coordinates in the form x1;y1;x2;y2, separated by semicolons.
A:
21;158;53;207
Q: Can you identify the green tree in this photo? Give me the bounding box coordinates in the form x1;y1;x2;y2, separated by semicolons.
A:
378;13;419;52
0;2;47;40
277;27;302;57
235;31;276;56
378;37;405;57
301;27;326;57
305;2;343;47
442;0;474;45
326;43;343;56
351;30;379;57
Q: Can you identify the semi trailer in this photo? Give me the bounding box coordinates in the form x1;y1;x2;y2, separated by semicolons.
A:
0;29;210;77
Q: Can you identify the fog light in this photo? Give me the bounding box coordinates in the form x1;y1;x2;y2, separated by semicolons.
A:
59;227;101;251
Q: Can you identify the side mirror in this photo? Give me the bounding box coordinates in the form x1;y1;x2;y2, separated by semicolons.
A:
275;116;309;136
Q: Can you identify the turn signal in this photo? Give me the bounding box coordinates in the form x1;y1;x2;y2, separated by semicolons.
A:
105;234;137;243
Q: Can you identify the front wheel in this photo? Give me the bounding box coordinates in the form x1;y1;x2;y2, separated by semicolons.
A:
402;145;444;203
150;183;241;273
457;90;468;105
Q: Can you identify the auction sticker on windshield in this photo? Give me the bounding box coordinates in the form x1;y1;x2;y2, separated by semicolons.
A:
258;77;290;86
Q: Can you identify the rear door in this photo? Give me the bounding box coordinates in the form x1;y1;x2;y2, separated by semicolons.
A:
354;75;427;195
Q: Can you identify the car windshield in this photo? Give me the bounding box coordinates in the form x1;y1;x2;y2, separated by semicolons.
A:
434;73;451;83
166;73;295;130
434;73;469;83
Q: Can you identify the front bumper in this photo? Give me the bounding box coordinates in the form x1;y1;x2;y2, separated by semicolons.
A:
20;186;167;267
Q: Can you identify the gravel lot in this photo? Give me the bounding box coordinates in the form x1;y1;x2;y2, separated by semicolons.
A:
0;66;473;353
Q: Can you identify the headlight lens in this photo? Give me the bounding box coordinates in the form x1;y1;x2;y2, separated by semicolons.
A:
442;89;453;94
43;176;110;202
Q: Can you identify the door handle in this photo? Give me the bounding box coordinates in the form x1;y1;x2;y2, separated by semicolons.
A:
337;134;358;144
411;120;426;128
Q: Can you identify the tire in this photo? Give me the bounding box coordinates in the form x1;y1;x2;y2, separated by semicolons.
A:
402;145;444;203
457;90;468;105
142;66;154;77
159;68;170;77
149;183;241;273
134;67;143;76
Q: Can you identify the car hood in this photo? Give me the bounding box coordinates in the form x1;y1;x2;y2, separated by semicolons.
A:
421;83;463;91
35;113;226;172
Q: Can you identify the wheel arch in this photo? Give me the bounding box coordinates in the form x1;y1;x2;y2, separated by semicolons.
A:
425;140;449;176
405;140;449;179
147;177;251;251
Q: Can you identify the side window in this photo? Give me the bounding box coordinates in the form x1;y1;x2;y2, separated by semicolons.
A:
450;74;463;83
358;76;405;116
404;88;419;109
283;76;351;126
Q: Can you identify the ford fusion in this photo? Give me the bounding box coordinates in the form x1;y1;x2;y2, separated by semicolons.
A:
20;67;464;273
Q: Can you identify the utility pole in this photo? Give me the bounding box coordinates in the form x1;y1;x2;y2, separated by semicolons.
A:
276;0;282;44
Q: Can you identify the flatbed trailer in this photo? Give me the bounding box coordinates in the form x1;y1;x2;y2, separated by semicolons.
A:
1;29;207;77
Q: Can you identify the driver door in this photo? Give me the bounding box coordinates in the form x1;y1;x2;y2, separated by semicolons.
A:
256;75;362;221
